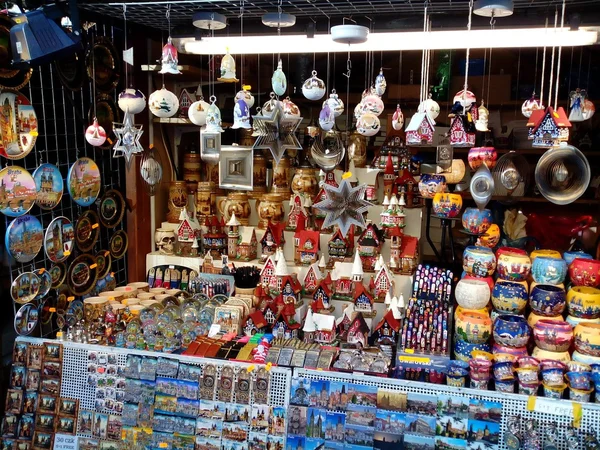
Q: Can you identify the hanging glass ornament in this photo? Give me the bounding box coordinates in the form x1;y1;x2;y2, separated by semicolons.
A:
419;94;440;120
205;96;224;132
118;88;146;114
302;70;326;101
159;37;181;75
188;96;210;126
85;118;107;147
271;59;287;96
232;99;251;129
359;94;384;117
375;68;387;96
282;97;301;117
149;86;179;118
356;112;380;137
391;104;404;130
322;90;344;117
140;147;163;196
475;101;490;132
217;49;239;83
453;88;477;109
319;103;335;131
521;93;543;118
235;87;255;109
262;93;282;116
354;102;365;120
569;88;595;122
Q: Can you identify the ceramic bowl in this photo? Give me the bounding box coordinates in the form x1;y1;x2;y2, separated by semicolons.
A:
518;381;540;396
455;309;492;344
461;207;493;235
574;322;600;357
517;356;540;369
493;315;531;348
565;371;592;390
567;361;592;373
494;378;515;393
496;251;532;282
572;351;600;366
541;368;565;386
462;273;494;292
533;319;573;352
530;249;562;261
532;347;571;364
432;193;463;218
472;350;495;362
496;247;528;258
566;315;600;328
542;382;567;399
491;281;529;313
528;311;562;328
491;309;525;322
479;224;500;249
496;278;529;293
567;286;600;319
455;279;491;310
492;343;528;358
529;281;565;292
470;359;493;380
468;147;498;170
515;367;539;383
454;340;491;362
463;246;497;277
493;361;515;380
447;373;467;387
418;174;447;198
529;284;566;316
569;258;600;288
495;353;517;363
564;251;593;266
531;256;568;285
570;386;593;402
539;360;567;371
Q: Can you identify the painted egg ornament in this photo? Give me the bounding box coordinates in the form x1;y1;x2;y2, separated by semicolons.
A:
323;90;344;117
272;59;287;97
231;99;251;129
360;94;384;117
454;88;477;109
522;93;543;118
354;102;365;120
149;87;179;118
419;95;440;120
118;88;146;114
85;118;107;147
159;37;181;75
392;105;404;130
375;68;387;96
319;104;335;131
356;113;380;137
282;97;301;117
188;97;210;126
205;98;224;133
302;70;326;101
235;88;255;109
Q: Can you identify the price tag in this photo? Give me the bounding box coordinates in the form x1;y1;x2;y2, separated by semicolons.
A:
67;296;75;302
527;397;575;417
90;264;98;269
63;251;71;257
38;268;45;274
398;355;431;364
107;138;113;145
53;433;78;449
92;223;99;229
49;308;56;313
208;324;221;338
149;144;154;149
31;131;39;137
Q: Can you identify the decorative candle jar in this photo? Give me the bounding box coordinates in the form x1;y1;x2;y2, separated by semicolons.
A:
533;319;574;352
256;193;285;229
493;315;531;348
531;256;568;285
496;251;532;282
463;246;497;277
563;251;593;266
455;310;492;344
529;284;566;316
566;286;600;319
167;181;188;223
491;281;528;314
432;193;463;218
195;181;216;219
418;174;447;198
569;258;600;288
574;322;600;357
530;249;562;261
461;207;493;235
455;278;490;310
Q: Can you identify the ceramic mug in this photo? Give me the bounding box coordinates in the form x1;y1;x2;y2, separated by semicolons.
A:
463;246;497;277
493;315;531;348
418;174;447;198
291;167;319;197
574;322;600;357
496;250;532;282
455;278;491;310
531;256;568;285
461;207;493;234
218;192;251;226
533;319;573;352
569;258;600;288
432;192;463;218
566;286;600;319
529;284;566;316
491;281;528;313
256;193;285;229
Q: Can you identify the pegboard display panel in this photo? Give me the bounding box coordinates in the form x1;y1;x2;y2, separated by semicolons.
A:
295;368;600;449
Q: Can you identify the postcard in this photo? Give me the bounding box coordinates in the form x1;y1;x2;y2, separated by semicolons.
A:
139;357;157;381
222;422;249;442
78;410;95;434
267;434;285;450
435;436;468;450
290;378;311;406
41;360;62;379
17;414;34;440
436;415;467;440
157;357;179;378
437;395;469;419
154;394;177;415
173;432;195;450
40;378;60;395
466;420;499;445
405;414;436;436
196;417;223;439
305;408;326;439
346;404;376;428
55;416;76;435
137;403;154;428
199;400;227;420
177;398;200;418
467;441;498;450
308;380;330;408
32;431;53;450
26;346;42;370
324;412;345;441
5;389;23;414
269;407;286;436
196;436;221;450
10;365;26;389
140;380;156;405
327;381;349;411
34;414;55;433
406;393;437;416
285;436;305;450
374;431;404;450
374;410;405;434
347;384;378;409
177;417;196;435
79;438;100;450
324;442;344;450
2;414;17;438
156;377;178;397
221;440;248;450
42;342;62;362
58;398;78;417
93;413;108;439
251;405;269;432
468;400;502;424
13;342;27;365
177;379;199;400
287;406;307;436
345;424;374;448
121;403;138;427
37;394;57;414
403;433;435;450
152;431;173;448
123;355;141;379
153;414;175;433
178;363;202;383
224;404;250;424
248;431;268;450
106;415;122;440
377;389;407;412
23;390;37;414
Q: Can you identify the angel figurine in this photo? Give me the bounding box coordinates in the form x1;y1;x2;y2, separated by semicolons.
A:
569;88;586;122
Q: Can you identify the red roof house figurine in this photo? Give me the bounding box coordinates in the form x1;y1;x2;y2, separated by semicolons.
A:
260;221;286;262
346;312;370;348
527;106;571;147
301;262;323;296
287;195;310;231
312;279;334;313
312;313;337;344
395;172;420;208
243;311;269;336
178;88;194;117
294;219;320;266
391;235;419;275
374;309;401;346
405;112;435;146
263;303;278;326
202;215;227;258
357;222;384;272
259;254;277;287
327;226;355;268
274;311;301;339
379;194;405;238
313;172;339;232
373;260;394;302
448;113;476;148
382;153;397;199
176;206;202;256
353;284;374;314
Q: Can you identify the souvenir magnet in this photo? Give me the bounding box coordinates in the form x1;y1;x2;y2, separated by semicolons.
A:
75;210;100;251
235;368;251;404
217;365;234;402
44;216;74;263
33;163;63;210
67;157;101;207
253;367;270;405
200;363;217;400
0;91;38;160
505;416;522;450
5;214;43;263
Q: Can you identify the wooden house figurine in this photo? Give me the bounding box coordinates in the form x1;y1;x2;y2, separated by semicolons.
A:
392;235;419;275
312;313;336;344
237;227;257;261
312;172;339;232
346;313;370;347
259;255;277;287
260;221;286;262
327;227;355;267
263;304;278;326
449;114;476;148
527;106;571;147
243;311;268;336
201;251;221;274
336;303;357;340
405;112;435;146
357;223;384;272
202;215;227;258
176;207;202;256
373;262;394;301
178;88;194;117
287;195;309;231
301;263;323;296
294;220;320;266
312;280;334;313
373;309;401;346
274;312;301;339
353;284;374;314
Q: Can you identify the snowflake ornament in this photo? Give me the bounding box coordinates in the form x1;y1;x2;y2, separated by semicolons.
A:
113;112;144;168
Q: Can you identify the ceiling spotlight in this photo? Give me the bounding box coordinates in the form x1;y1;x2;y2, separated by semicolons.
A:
473;0;514;18
193;12;227;30
331;25;369;45
262;13;296;28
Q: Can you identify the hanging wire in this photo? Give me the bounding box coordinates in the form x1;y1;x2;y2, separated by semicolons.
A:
547;7;558;109
462;0;474;115
533;48;539;94
486;45;493;105
481;48;488;101
586;49;591;94
539;17;548;108
398;50;402;100
123;5;128;88
514;49;520;119
567;47;574;102
554;0;566;110
240;0;244;86
92;33;97;119
419;5;427;105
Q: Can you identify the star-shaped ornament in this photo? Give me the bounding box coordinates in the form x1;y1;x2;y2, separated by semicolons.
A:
313;176;373;237
252;104;302;164
113;112;144;168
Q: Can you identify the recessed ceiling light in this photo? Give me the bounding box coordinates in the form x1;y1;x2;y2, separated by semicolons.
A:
331;25;369;44
261;12;296;28
474;0;514;17
193;11;227;30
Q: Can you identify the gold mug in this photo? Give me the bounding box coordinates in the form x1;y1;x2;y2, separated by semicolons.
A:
218;192;251;225
256;193;285;229
292;167;319;197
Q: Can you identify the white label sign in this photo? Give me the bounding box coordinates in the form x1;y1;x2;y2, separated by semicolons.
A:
530;397;574;417
53;434;78;450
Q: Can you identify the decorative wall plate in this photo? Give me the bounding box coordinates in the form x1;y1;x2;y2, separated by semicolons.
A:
88;94;120;151
0;165;36;217
33;163;63;210
67;254;98;296
110;230;128;259
33;268;52;301
54;50;85;91
67;157;101;207
49;263;67;289
6;214;43;263
95;249;112;279
56;284;69;309
40;297;55;324
14;303;38;336
99;189;125;228
11;271;40;304
0;91;38;160
0;18;32;90
75;210;100;251
46;217;75;265
85;37;121;93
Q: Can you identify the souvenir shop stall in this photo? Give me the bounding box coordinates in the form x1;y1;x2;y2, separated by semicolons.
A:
3;0;600;449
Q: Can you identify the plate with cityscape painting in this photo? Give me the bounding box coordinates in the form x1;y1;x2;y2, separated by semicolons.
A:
67;157;101;207
44;216;75;263
0;165;36;217
11;271;40;304
5;214;43;263
0;90;38;160
33;163;63;210
14;303;39;336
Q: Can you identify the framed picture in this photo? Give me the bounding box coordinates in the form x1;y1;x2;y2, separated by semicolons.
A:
32;430;53;450
218;145;253;191
42;343;62;362
37;394;57;414
26;345;43;369
13;342;27;365
201;129;221;166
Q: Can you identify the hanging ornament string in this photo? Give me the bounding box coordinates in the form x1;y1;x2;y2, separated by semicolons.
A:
240;0;244;87
553;0;566;110
209;13;215;99
533;47;539;95
397;50;402;100
92;32;97;119
425;18;432;98
485;13;494;104
539;17;548;108
547;7;559;110
481;48;487;102
276;0;282;75
123;5;128;88
462;0;474;115
419;5;427;106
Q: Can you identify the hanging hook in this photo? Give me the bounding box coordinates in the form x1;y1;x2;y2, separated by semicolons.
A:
343;52;352;79
342;17;356;25
489;10;496;28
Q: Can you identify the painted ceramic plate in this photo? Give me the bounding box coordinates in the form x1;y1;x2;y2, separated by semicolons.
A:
99;189;125;228
5;214;43;263
95;249;112;279
14;303;39;336
56;284;70;309
40;297;55;324
85;37;121;93
54;50;85;92
33;163;63;210
11;271;40;304
68;157;101;207
75;210;100;251
45;216;74;263
67;298;84;324
67;254;98;296
110;230;128;260
34;268;52;301
0;91;38;160
0;165;36;216
49;263;67;289
89;94;119;151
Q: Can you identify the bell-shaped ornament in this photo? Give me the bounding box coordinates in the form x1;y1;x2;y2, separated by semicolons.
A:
475;101;490;132
360;94;384;117
419;94;440;120
118;88;147;114
356;112;381;137
391;104;404;130
235;87;255;109
188;96;210;126
85;118;107;147
231;99;251;129
470;164;495;210
271;59;287;97
282;97;301;117
159;37;181;75
149;86;179;118
302;70;326;101
322;90;344;117
319;103;335;131
217;49;239;83
205;97;224;133
453;88;476;109
521;93;543;118
375;68;387;96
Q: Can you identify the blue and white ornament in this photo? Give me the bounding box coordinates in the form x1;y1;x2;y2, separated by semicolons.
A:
118;88;146;114
375;68;387;96
319;103;335;131
272;59;287;97
322;90;344;117
205;96;224;133
232;99;251;129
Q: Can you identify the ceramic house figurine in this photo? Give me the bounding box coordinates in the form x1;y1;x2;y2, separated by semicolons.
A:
301;263;323;296
243;311;268;336
395;172;420;208
312;279;334;313
392;235;419;275
303;309;317;343
294;220;320;266
263;303;278;326
374;309;401;346
357;222;385;272
202;215;227;258
260;221;286;262
449;114;476;148
336;303;357;340
237;227;257;261
327;226;355;268
178;89;194;117
254;283;271;310
329;258;360;301
353;284;374;314
176;207;201;256
270;250;289;293
355;166;381;203
287;195;309;231
159;37;181;75
346;313;370;347
373;261;394;302
382;153;397;199
405;112;435;145
527;106;572;147
379;194;405;238
227;213;242;259
312;313;337;344
274;312;301;339
279;275;302;305
259;254;277;287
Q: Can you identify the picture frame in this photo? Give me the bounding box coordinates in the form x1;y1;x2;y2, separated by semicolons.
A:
13;342;27;365
32;430;53;450
218;145;253;191
42;343;62;363
5;389;23;414
26;345;43;369
37;394;57;414
200;129;221;165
